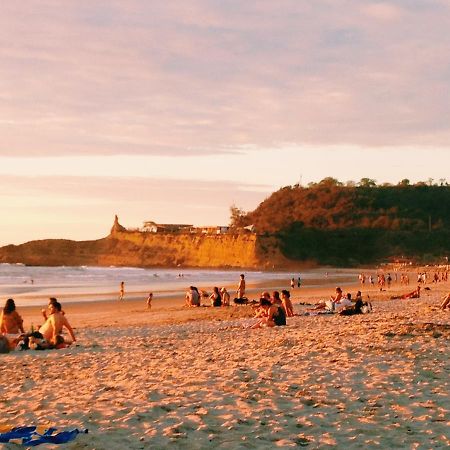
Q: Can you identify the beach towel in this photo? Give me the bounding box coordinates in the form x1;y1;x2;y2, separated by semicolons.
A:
0;426;87;446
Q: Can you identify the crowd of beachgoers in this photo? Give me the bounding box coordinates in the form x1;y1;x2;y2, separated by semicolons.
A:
2;267;449;355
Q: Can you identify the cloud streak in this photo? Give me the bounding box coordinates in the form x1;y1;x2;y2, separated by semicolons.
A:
1;1;449;157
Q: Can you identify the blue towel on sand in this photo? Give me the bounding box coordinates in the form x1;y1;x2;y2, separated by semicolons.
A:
0;426;87;446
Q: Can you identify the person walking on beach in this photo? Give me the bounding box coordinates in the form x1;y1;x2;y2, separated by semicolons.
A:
290;277;295;289
147;292;153;309
119;281;125;301
297;276;302;288
237;274;246;298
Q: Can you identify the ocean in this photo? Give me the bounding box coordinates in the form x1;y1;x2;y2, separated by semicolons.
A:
0;263;359;306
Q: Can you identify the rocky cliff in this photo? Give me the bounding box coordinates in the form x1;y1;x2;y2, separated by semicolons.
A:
0;219;288;268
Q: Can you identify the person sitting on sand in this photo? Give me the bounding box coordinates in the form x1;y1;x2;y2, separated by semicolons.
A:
42;297;65;321
281;289;294;317
209;287;222;307
39;300;76;344
390;286;421;300
220;288;230;306
310;287;344;311
1;298;25;335
440;292;450;310
185;286;200;307
1;298;25;350
339;292;372;316
271;291;282;306
251;298;286;328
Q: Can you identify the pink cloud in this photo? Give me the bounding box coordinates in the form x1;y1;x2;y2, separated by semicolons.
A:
0;1;450;157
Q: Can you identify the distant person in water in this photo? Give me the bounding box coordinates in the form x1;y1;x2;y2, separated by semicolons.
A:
147;292;153;309
237;274;246;298
119;281;125;301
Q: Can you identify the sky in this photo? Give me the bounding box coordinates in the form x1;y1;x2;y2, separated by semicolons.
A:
1;1;450;245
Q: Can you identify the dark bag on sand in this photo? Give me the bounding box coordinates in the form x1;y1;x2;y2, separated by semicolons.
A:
233;297;248;305
0;336;10;354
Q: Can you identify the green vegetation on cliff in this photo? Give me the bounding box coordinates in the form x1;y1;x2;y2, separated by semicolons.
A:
236;178;450;265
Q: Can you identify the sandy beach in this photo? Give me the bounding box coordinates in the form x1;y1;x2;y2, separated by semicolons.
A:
1;276;449;449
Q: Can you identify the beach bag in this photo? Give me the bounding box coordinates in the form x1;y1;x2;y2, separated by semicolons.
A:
0;336;10;354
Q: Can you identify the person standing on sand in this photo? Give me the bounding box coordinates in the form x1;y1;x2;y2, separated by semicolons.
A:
119;281;125;301
297;276;302;288
237;274;246;298
147;292;153;309
290;278;295;289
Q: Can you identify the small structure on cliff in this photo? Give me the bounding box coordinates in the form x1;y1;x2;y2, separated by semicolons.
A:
142;221;193;233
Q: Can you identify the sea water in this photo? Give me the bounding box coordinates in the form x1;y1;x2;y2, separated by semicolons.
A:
0;263;359;306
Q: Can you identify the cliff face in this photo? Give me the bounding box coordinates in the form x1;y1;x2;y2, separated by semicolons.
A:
0;227;288;268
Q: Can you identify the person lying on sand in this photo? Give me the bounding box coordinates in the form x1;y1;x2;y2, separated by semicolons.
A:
251;298;286;328
390;286;421;300
440;292;450;310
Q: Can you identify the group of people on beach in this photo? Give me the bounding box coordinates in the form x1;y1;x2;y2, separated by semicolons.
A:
185;274;245;308
0;297;76;353
309;287;372;315
250;289;295;328
185;286;232;307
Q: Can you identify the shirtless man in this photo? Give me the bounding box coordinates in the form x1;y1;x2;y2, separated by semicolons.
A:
39;301;76;344
237;274;246;298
